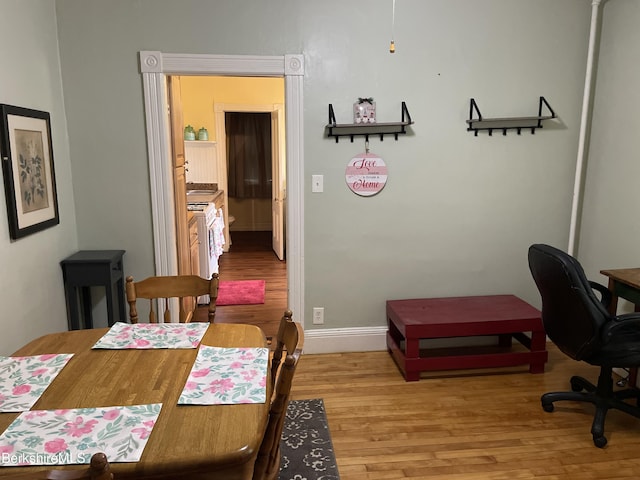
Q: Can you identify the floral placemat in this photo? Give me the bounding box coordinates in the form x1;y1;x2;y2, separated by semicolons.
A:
92;322;209;349
0;403;162;465
0;354;74;413
178;346;268;405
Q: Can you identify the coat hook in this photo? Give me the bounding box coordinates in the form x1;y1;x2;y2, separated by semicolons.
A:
365;139;370;153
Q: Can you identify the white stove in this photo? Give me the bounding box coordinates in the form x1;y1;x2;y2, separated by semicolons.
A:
188;201;225;303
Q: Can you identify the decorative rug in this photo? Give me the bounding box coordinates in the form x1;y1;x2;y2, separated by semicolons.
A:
215;280;266;306
279;398;340;480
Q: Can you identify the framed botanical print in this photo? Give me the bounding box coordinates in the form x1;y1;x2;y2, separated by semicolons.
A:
0;104;59;240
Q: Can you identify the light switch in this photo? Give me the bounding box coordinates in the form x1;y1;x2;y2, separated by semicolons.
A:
312;175;324;193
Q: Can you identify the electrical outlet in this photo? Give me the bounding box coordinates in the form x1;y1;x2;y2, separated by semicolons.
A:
312;175;324;193
312;307;324;325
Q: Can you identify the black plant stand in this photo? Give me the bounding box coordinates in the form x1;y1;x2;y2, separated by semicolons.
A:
60;250;126;330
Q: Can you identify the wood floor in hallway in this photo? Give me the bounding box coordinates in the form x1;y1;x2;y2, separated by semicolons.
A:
196;230;287;341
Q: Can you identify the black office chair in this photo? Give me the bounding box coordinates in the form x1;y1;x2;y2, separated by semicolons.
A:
528;243;640;447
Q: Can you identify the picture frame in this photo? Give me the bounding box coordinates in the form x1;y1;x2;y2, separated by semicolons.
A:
0;104;59;240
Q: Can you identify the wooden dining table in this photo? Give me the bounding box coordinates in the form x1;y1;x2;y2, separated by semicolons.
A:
0;323;271;479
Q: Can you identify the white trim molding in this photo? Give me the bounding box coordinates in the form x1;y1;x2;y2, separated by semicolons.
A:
139;51;305;327
303;326;389;354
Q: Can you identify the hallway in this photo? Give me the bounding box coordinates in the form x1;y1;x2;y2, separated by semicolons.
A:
196;231;287;341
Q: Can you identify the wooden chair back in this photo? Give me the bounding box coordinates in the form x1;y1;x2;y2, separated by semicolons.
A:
269;310;293;390
253;314;304;480
7;452;113;479
125;274;219;323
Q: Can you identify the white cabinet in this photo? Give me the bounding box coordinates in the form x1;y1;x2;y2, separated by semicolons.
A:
184;141;217;184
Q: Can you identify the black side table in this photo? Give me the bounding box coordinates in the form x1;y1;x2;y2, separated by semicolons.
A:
60;250;126;330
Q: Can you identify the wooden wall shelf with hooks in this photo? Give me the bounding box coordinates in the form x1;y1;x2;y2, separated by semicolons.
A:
466;97;556;136
326;102;413;143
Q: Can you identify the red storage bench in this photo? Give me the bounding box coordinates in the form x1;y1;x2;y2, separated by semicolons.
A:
386;295;548;381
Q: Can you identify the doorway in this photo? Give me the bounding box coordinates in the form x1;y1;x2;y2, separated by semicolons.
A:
139;51;305;326
215;102;286;261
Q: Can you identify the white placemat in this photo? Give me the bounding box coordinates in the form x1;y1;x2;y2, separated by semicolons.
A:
0;403;162;465
0;354;74;413
178;346;268;405
92;322;209;349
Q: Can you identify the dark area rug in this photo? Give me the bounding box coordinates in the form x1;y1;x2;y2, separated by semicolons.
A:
279;398;341;480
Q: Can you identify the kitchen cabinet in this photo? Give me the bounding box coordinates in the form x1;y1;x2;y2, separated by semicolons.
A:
185;141;218;184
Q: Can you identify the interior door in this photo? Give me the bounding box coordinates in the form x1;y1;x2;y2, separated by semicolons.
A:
271;109;285;260
167;76;191;276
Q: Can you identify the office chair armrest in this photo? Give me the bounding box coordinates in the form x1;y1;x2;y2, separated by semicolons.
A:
589;281;612;309
602;312;640;341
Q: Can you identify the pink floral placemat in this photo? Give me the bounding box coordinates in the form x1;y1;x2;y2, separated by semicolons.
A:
0;354;74;413
0;403;162;465
92;322;209;349
178;346;268;405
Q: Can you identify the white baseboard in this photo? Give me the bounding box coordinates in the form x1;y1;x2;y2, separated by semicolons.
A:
303;326;388;354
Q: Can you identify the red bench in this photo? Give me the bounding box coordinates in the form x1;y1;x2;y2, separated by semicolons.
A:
386;295;548;381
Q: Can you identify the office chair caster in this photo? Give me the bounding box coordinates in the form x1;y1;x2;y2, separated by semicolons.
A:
541;400;554;412
593;434;607;448
570;375;595;393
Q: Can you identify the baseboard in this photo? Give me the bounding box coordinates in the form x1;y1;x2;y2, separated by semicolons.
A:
303;326;388;354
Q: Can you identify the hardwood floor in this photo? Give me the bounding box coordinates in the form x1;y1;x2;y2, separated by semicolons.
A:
290;346;640;479
195;237;640;477
195;230;287;341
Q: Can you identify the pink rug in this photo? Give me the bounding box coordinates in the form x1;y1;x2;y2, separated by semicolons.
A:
216;280;266;306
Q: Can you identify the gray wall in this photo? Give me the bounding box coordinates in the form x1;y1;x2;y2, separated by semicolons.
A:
3;0;638;353
0;1;78;354
52;0;590;332
578;0;640;307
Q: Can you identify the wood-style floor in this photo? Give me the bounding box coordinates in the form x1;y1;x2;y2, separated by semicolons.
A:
200;232;640;478
290;347;640;480
195;230;287;341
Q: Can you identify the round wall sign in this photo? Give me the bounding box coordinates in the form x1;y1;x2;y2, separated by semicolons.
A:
345;152;388;197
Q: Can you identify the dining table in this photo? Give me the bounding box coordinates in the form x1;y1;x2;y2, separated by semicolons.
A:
0;322;271;480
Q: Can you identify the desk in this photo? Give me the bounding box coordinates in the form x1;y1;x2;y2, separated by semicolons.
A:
0;323;270;480
60;250;126;330
600;268;640;386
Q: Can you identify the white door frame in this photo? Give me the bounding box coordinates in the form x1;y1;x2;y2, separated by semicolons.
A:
139;51;305;326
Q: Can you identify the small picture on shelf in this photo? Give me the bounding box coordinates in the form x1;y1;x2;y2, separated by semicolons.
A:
353;97;376;124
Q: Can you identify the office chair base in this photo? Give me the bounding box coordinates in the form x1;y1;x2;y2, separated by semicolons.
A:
541;369;640;448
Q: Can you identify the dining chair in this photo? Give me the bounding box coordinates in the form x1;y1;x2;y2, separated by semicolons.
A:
6;452;112;479
269;310;293;390
125;273;219;323
253;315;304;480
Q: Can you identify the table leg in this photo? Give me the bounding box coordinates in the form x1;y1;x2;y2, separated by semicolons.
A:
607;279;637;387
628;304;640;388
606;278;619;316
529;329;547;373
80;286;93;329
66;286;81;330
404;335;420;382
105;282;115;327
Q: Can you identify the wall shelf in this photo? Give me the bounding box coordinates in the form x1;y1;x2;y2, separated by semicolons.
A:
326;102;413;143
466;97;556;136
